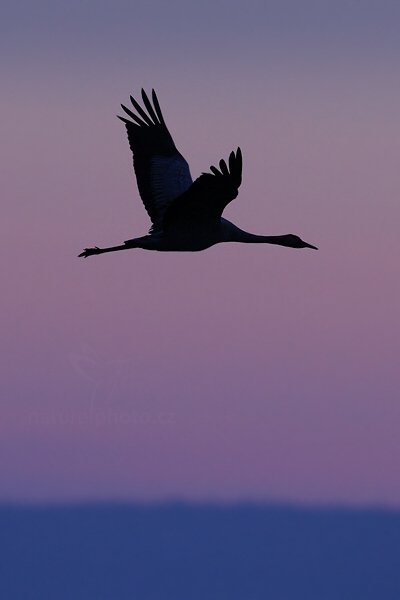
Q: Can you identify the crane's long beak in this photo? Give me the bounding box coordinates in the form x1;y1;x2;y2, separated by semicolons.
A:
304;242;318;250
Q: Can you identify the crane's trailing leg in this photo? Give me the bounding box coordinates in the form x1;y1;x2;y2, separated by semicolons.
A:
78;244;128;258
78;235;153;257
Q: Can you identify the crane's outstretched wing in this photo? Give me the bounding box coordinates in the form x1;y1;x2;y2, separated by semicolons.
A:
118;89;193;232
162;148;242;229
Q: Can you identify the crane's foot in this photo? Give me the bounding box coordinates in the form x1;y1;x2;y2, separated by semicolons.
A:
78;246;102;258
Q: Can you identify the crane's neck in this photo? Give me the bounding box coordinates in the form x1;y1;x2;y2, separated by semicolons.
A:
237;232;291;246
226;223;293;247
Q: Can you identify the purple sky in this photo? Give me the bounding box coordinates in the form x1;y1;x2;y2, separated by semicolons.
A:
2;0;400;504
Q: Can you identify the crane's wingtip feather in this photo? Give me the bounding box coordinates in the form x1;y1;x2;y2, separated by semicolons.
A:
141;89;159;124
219;158;229;176
151;89;165;125
129;92;154;125
121;103;133;115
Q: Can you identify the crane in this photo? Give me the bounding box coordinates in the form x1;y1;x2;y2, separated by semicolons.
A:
79;89;317;257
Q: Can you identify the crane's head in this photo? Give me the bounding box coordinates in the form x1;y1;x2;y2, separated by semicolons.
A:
284;234;318;249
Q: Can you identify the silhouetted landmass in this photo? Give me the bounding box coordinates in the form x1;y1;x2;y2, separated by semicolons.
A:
1;503;399;599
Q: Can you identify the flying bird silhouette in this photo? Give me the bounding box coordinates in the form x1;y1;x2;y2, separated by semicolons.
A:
79;89;317;257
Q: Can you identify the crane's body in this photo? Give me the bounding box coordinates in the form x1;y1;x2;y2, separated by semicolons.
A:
125;218;233;252
79;89;317;258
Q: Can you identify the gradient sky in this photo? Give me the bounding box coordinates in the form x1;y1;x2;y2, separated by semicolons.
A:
1;0;400;504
